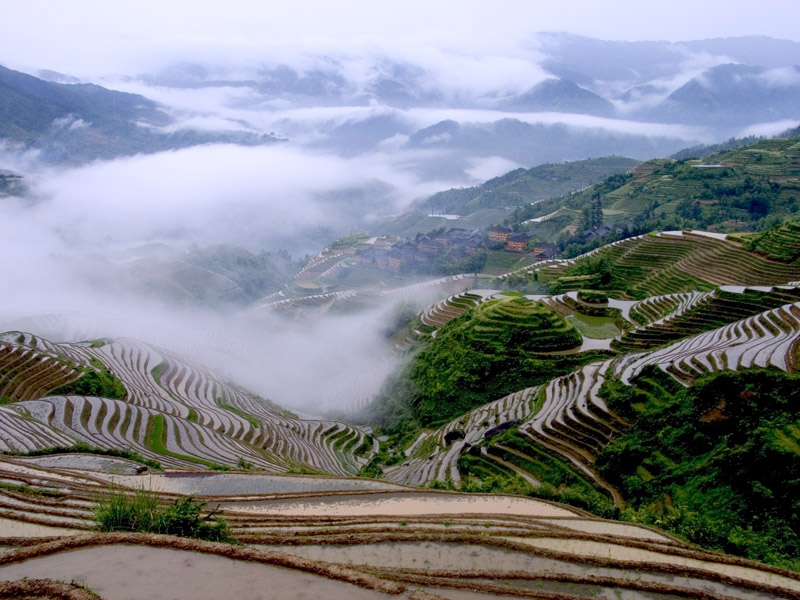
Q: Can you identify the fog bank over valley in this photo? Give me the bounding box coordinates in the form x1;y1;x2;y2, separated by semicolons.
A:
1;3;799;415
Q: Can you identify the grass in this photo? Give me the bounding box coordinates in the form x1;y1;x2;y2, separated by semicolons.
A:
0;481;65;498
150;361;168;383
214;397;261;428
144;414;228;470
94;487;235;543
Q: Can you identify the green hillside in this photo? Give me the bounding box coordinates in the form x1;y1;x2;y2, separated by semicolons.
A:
738;220;800;262
539;230;800;300
597;369;800;570
508;135;800;248
419;156;640;216
361;222;800;572
407;295;588;425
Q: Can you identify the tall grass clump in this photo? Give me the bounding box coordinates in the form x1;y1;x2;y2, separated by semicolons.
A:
94;488;235;543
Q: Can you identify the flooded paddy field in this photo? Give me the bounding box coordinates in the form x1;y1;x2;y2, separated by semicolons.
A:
258;540;789;600
13;454;145;475
0;544;403;600
221;491;581;517
103;472;408;496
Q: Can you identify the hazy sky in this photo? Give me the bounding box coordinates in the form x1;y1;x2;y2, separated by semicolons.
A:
2;0;799;76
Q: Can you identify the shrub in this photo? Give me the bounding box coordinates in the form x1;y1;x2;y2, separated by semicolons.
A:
94;488;235;543
576;289;609;304
50;359;126;400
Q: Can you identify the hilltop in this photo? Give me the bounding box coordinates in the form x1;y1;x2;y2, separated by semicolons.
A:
379;134;800;264
419;156;640;215
0;64;280;163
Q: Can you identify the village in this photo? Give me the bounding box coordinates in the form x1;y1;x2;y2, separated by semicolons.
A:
353;226;560;272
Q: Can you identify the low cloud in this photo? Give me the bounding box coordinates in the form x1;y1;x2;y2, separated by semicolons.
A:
759;66;800;87
736;119;799;138
28;143;466;253
465;156;521;181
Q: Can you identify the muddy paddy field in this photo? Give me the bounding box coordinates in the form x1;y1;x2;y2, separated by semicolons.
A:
0;458;797;600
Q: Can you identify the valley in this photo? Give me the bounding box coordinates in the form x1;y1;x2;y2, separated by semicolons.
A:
2;11;800;597
2;188;800;596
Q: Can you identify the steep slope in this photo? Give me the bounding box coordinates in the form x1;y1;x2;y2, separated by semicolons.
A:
366;226;800;570
0;64;169;140
654;63;800;126
409;294;587;425
0;332;375;475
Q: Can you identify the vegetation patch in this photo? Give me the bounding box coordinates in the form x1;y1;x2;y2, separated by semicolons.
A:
94;487;234;543
50;358;126;400
596;368;800;571
214;397;260;428
576;289;609;304
409;296;590;424
150;361;167;384
742;219;800;262
0;481;65;498
144;415;227;470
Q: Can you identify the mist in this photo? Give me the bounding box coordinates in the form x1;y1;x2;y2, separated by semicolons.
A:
0;188;401;414
0;138;466;414
1;0;799;417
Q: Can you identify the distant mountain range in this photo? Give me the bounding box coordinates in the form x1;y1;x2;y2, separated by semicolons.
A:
2;34;798;170
135;34;800;130
0;64;280;163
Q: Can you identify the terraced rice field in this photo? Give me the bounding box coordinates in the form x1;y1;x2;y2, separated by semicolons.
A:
616;283;800;352
0;458;796;600
390;232;800;495
0;334;375;475
419;291;497;329
392;272;800;498
385;385;541;486
2;230;800;597
615;300;800;384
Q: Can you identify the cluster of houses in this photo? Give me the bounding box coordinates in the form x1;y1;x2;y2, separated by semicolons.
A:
486;227;558;260
354;227;559;271
582;223;614;242
354;228;484;271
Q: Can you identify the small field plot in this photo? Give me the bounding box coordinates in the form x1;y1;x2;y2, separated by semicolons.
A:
566;314;621;338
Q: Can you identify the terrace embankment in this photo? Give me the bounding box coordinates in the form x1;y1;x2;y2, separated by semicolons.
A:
0;456;798;599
